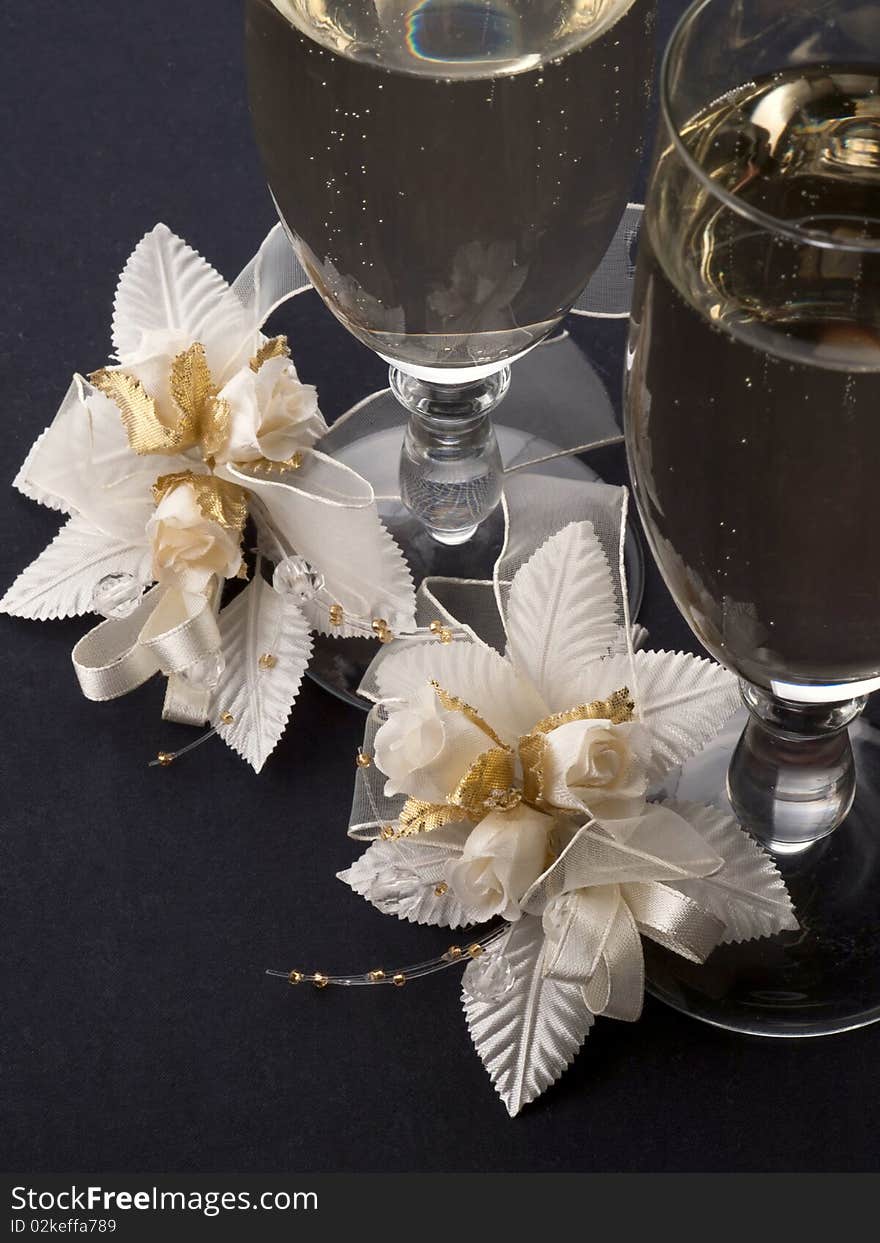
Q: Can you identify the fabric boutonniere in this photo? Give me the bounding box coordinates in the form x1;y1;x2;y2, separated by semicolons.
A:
336;490;796;1114
2;223;415;769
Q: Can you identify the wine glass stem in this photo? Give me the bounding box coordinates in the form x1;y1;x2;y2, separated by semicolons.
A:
727;682;867;853
391;366;509;546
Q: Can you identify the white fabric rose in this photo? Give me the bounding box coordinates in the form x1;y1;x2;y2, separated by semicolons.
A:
373;683;491;801
447;804;553;922
146;481;242;593
541;719;651;819
214;356;326;464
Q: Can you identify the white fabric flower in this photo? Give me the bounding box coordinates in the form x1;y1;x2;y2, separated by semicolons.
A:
215;356;326;464
146;480;241;593
447;805;553;922
541;719;652;819
374;682;491;801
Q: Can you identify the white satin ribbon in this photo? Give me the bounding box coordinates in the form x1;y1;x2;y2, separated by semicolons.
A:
539;876;725;1023
523;810;728;1023
72;582;221;725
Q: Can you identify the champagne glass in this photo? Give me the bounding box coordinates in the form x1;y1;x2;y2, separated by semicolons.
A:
245;0;654;560
626;0;880;1033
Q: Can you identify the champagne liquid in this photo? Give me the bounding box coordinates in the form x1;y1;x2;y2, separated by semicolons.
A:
627;66;880;692
246;0;652;377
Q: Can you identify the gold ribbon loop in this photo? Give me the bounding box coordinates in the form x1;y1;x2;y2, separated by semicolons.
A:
249;335;290;372
90;342;230;462
396;746;518;838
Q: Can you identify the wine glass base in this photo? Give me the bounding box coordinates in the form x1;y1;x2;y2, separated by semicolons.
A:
307;331;644;708
648;704;880;1037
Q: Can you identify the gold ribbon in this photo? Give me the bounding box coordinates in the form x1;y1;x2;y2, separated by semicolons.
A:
90;334;295;469
520;687;634;807
394;682;633;839
152;471;249;533
90;342;229;461
151;470;249;581
249;335;290;372
396;746;520;837
92;338;301;597
429;680;507;747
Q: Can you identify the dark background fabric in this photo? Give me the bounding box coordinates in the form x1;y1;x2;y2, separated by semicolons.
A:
2;1;877;1173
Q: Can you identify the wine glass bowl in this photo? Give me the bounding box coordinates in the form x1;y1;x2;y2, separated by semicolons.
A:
245;0;654;542
625;0;880;1035
627;19;880;701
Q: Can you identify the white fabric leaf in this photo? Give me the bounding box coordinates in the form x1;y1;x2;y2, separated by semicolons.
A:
663;800;798;943
223;454;416;634
0;515;149;621
338;831;472;928
19;377;181;543
366;636;545;743
581;648;740;783
463;915;594;1117
298;509;415;639
214;575;312;772
506;521;619;710
13;427;71;513
111;223;249;376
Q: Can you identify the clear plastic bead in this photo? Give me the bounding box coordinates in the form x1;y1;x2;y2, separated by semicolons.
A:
273;555;325;602
179;650;226;691
462;947;515;1004
91;572;145;620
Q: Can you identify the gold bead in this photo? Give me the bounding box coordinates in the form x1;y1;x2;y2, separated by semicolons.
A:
368;969;385;982
220;710;234;725
392;973;406;987
258;652;277;671
289;450;304;470
371;617;393;644
156;751;174;767
288;970;303;985
429;619;443;635
439;627;453;644
467;943;484;959
380;825;395;840
447;946;463;960
329;603;344;626
434;882;448;897
312;973;329;989
356;751;372;768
